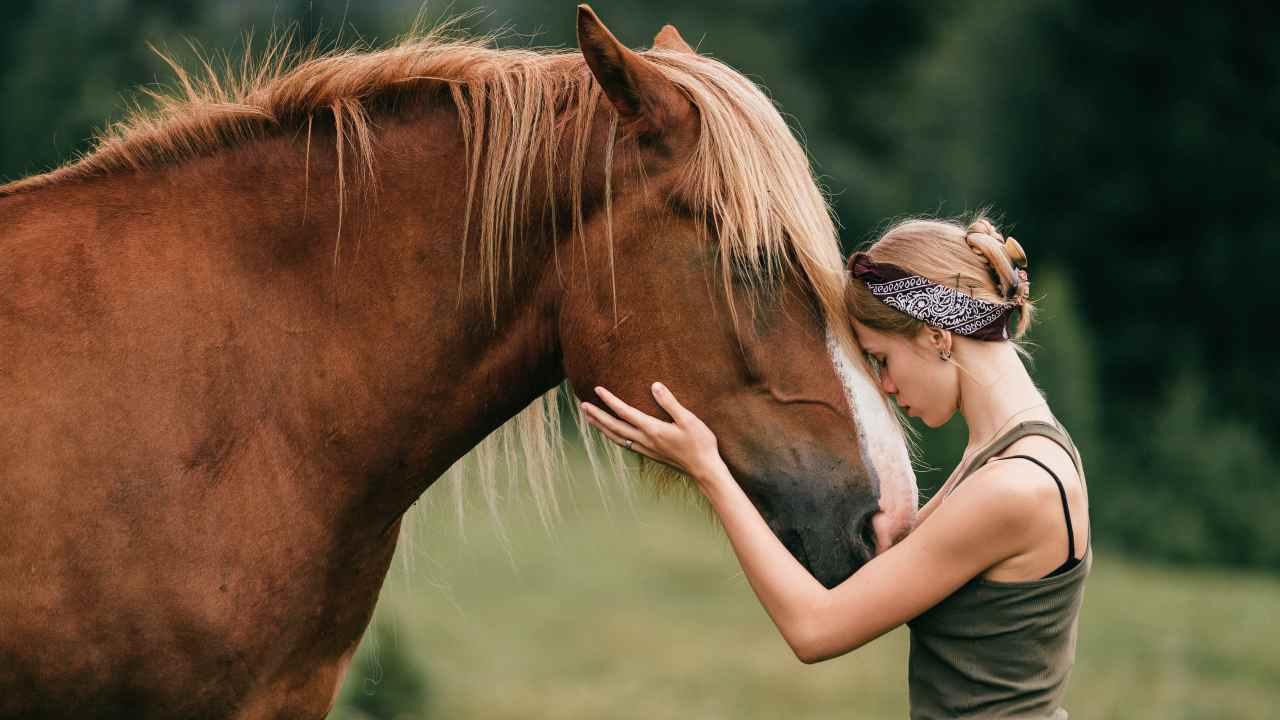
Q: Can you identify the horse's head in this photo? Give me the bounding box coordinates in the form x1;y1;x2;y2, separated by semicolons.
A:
562;7;917;587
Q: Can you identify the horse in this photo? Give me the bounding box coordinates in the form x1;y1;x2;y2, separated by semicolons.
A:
0;6;916;718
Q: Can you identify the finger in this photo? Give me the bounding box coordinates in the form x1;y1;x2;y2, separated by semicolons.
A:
594;386;666;433
606;430;660;462
581;401;647;445
650;382;693;424
583;410;659;460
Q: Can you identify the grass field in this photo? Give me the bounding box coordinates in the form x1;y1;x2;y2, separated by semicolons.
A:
330;448;1280;719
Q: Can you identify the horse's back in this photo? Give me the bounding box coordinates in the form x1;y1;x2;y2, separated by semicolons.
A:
0;188;371;719
0;189;212;716
0;184;174;532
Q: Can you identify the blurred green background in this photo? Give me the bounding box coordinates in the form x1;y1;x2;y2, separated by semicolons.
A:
3;1;1276;717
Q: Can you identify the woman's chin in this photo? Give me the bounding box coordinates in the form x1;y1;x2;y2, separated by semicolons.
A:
905;406;945;428
920;409;958;428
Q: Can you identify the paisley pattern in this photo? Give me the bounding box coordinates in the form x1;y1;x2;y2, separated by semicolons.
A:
863;275;1012;340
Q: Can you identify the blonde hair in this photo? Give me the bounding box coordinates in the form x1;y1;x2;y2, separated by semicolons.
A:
847;213;1034;343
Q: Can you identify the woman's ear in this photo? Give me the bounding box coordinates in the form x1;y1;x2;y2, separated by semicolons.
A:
927;328;953;354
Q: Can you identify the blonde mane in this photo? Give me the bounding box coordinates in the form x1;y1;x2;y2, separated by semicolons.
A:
0;19;897;541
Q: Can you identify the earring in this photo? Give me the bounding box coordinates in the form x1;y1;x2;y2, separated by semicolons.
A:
938;349;952;361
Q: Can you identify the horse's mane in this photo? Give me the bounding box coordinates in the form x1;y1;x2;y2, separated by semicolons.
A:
1;18;899;542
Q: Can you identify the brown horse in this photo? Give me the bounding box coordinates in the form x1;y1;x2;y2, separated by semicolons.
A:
0;7;915;719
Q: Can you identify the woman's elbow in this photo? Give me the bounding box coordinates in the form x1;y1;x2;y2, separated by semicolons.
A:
788;619;865;664
793;646;823;665
787;623;834;665
792;641;837;665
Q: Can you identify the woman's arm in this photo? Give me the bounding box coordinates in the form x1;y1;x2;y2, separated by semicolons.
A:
581;382;1044;664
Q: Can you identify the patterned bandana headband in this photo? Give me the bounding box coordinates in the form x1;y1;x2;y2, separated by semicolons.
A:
850;252;1015;341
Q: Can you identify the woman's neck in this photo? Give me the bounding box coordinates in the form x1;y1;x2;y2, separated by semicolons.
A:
955;341;1051;453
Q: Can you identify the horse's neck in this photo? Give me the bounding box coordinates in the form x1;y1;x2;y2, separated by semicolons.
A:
8;111;568;526
271;112;571;517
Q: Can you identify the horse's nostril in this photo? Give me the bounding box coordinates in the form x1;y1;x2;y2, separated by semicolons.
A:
869;509;912;558
853;509;880;564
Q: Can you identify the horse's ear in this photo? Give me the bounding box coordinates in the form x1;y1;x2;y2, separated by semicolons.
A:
653;24;695;54
577;5;695;143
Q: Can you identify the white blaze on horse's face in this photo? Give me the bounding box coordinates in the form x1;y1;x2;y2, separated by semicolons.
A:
825;325;919;555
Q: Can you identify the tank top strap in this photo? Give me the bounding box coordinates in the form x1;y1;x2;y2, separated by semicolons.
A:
993;454;1077;563
945;419;1087;501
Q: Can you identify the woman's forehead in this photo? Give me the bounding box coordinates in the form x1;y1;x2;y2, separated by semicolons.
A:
852;321;916;353
850;320;884;349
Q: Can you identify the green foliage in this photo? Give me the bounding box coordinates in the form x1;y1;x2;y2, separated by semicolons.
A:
1110;373;1280;568
1027;270;1280;569
1026;267;1103;464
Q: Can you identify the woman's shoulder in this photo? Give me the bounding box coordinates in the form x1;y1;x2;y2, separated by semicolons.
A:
987;430;1084;493
966;434;1091;581
972;428;1085;512
918;460;1056;568
955;456;1063;525
914;424;1069;527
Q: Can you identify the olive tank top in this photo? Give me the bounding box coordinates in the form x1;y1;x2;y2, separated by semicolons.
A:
906;419;1092;720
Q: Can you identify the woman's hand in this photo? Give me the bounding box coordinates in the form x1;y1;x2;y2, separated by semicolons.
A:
580;382;725;484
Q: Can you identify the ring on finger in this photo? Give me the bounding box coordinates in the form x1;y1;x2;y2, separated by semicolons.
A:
624;439;634;450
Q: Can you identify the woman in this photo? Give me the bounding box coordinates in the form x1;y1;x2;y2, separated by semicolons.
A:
581;216;1091;719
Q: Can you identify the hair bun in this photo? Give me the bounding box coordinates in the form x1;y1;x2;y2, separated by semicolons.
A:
964;218;1029;304
1002;235;1030;306
1003;235;1028;270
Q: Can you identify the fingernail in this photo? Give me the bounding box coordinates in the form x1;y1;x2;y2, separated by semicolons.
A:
653;382;664;392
